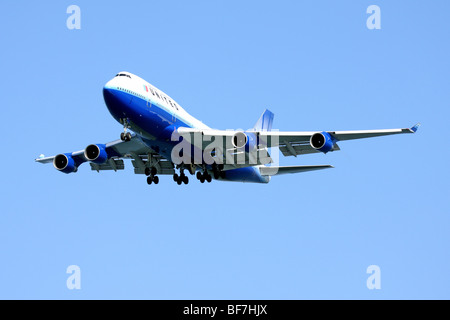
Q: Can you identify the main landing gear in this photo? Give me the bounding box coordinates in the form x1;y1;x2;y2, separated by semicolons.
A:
171;165;219;185
172;164;195;185
145;166;159;185
173;171;189;185
196;171;212;183
119;118;132;141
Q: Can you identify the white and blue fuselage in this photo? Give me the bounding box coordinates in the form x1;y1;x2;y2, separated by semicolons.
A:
103;71;268;183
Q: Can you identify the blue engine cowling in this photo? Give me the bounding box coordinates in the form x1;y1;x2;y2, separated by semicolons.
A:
53;153;77;174
310;131;335;154
245;132;258;153
232;132;258;153
84;144;108;164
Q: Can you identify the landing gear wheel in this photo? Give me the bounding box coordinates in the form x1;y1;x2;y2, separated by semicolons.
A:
153;176;159;184
151;167;157;176
121;118;131;141
196;171;202;180
200;175;205;183
147;176;152;185
177;178;182;185
206;174;212;183
183;175;189;184
173;173;179;182
213;171;220;179
145;167;151;176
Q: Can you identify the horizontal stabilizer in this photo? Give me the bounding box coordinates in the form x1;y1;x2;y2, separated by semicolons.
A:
259;165;334;176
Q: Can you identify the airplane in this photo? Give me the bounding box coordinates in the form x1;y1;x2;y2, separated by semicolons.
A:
35;71;419;185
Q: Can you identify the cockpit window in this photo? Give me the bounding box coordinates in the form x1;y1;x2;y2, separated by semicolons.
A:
115;73;131;78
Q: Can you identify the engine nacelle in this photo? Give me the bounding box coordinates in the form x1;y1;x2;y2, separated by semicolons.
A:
84;144;108;164
310;131;335;154
231;132;258;152
53;153;77;174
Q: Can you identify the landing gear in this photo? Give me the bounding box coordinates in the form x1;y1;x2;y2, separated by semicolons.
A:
120;131;132;141
196;170;212;183
187;164;195;175
145;167;157;176
120;132;132;142
120;118;132;141
145;166;159;185
146;175;159;185
212;164;223;180
173;170;189;185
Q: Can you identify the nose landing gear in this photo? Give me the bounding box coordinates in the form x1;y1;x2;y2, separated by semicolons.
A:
120;132;132;142
119;118;132;141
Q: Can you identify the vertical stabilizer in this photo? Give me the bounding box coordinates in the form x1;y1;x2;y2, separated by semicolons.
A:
253;109;274;131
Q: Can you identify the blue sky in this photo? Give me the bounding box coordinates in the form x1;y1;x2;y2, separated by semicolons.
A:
0;0;449;299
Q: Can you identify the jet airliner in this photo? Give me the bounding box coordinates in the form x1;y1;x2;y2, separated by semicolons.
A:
36;71;419;185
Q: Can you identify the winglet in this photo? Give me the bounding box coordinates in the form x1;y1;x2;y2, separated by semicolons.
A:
410;123;420;133
35;154;55;164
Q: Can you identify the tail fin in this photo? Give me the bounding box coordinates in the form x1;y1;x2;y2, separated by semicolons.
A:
253;109;274;132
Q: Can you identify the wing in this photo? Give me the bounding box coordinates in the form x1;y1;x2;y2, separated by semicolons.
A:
260;123;420;157
35;134;175;175
175;123;419;158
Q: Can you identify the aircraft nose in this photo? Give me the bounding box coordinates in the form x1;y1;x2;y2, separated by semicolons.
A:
103;85;123;120
103;86;116;104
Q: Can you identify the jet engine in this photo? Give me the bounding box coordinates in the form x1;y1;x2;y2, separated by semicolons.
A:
231;132;258;152
84;144;108;164
310;131;335;154
53;153;77;174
